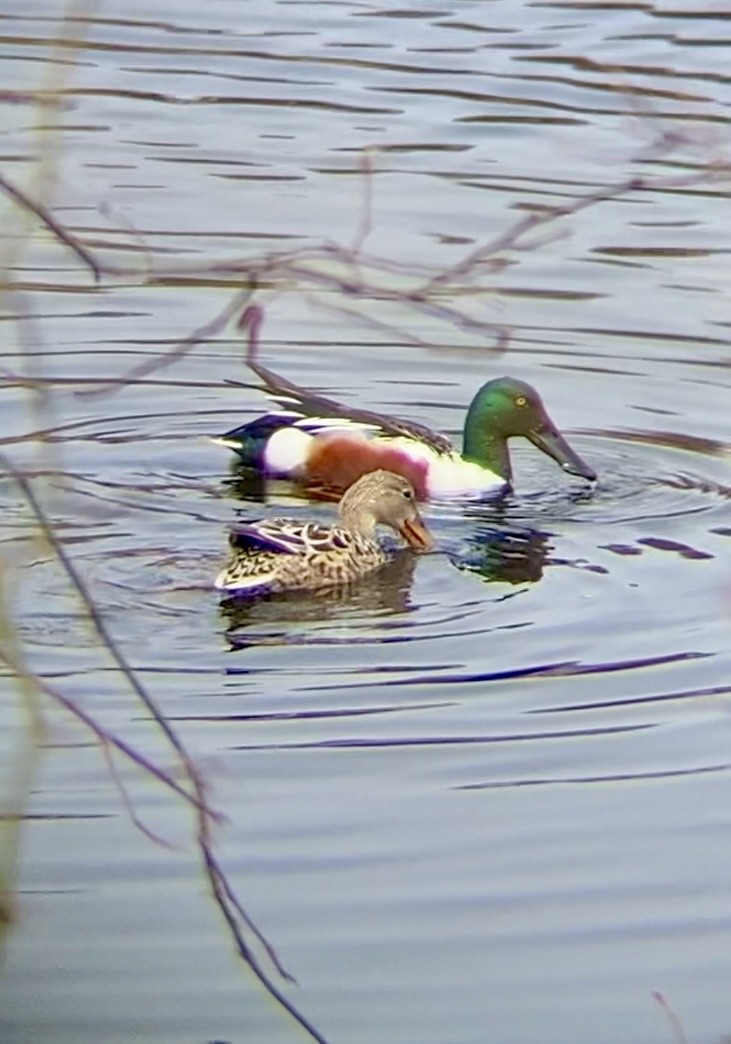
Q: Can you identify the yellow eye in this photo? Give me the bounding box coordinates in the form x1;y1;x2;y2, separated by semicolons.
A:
515;395;527;407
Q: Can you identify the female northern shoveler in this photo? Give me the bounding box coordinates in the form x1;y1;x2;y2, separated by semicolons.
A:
215;469;433;596
214;306;597;500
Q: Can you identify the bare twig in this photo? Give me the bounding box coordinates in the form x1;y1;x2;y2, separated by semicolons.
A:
0;641;211;816
651;990;690;1044
0;170;102;282
76;285;256;399
15;116;725;407
0;456;334;1041
101;743;177;849
351;146;376;254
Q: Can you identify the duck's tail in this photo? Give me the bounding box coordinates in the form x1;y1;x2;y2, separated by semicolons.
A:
212;413;297;468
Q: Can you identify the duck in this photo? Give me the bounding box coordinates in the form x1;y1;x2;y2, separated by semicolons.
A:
215;469;433;596
214;308;597;500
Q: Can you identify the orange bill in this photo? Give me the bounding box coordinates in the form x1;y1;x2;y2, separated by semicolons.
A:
399;516;435;551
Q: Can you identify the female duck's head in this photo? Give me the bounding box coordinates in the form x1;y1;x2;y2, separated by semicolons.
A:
339;470;434;549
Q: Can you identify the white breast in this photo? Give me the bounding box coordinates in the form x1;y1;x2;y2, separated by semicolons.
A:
388;439;503;497
263;427;313;475
427;456;505;497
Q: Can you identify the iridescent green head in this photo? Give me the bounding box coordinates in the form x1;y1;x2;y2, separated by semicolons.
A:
461;377;596;484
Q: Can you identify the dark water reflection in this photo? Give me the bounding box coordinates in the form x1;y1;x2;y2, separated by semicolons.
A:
2;2;731;1044
220;549;420;645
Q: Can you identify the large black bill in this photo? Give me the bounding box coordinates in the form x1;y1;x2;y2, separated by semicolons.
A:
528;424;597;482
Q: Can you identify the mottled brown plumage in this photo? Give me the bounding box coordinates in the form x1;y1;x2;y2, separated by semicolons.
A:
215;470;433;596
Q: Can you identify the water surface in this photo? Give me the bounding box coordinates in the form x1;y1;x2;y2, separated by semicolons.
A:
1;2;730;1043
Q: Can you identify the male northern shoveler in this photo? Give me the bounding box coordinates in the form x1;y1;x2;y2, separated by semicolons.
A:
214;305;597;500
215;469;433;596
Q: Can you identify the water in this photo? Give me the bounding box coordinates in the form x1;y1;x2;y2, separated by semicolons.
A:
1;2;731;1043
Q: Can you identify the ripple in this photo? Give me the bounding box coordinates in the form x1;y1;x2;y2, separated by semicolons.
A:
5;7;731;1044
482;430;729;528
457;761;730;791
230;721;656;752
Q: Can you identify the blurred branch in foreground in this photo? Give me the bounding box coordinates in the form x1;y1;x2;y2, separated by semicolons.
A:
0;450;330;1044
0;12;330;1037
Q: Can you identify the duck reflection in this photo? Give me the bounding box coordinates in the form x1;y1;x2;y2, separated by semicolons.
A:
458;483;608;583
458;521;551;585
220;548;419;649
222;466;304;507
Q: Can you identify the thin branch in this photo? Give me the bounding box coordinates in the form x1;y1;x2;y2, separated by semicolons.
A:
76;286;255;399
2;456;200;775
0;170;102;282
351;146;376;254
101;743;177;849
199;843;331;1044
0;631;329;1042
208;847;297;984
31;119;726;404
651;991;690;1044
0;643;213;816
2;458;335;1040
